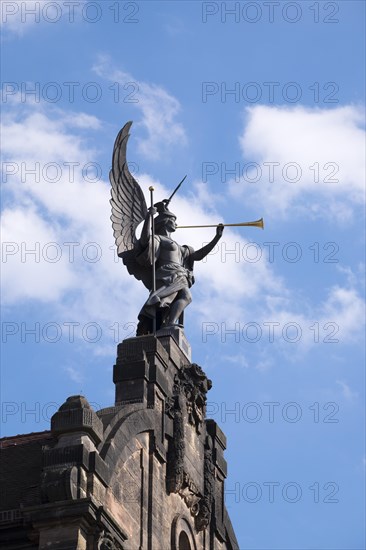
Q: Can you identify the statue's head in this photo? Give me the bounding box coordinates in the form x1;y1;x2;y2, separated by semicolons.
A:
154;200;177;233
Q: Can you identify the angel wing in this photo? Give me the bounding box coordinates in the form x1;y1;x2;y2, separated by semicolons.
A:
110;121;147;254
110;121;152;289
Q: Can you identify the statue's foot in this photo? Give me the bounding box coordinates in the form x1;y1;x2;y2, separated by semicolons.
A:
160;322;183;330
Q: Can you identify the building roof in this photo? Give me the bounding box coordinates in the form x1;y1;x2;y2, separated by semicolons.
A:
0;430;55;511
0;430;53;449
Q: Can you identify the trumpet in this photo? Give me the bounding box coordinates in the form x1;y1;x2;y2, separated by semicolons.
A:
176;218;264;230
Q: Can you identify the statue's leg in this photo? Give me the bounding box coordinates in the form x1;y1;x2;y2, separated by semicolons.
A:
136;316;152;336
166;287;192;325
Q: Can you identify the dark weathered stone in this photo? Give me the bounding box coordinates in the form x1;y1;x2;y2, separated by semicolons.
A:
0;334;239;549
196;435;215;532
51;395;103;445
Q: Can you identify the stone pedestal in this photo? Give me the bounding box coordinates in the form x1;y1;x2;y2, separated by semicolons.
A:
156;325;192;361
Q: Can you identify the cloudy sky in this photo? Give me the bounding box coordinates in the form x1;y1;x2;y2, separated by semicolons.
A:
1;1;365;548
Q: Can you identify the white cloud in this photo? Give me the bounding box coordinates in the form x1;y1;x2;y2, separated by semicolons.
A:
260;281;365;358
0;103;282;351
1;1;40;34
2;109;99;163
336;380;358;401
2;101;364;363
321;286;365;340
62;112;101;130
0;1;86;35
223;354;249;369
65;365;84;385
1;206;76;302
1;105;143;339
230;105;365;222
92;55;187;160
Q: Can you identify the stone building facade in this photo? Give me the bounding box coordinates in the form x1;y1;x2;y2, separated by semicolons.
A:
0;332;239;550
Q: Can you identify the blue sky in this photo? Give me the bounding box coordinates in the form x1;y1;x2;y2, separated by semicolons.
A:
1;1;365;548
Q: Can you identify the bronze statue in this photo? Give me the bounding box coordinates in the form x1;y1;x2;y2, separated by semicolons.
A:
110;122;264;335
110;121;223;335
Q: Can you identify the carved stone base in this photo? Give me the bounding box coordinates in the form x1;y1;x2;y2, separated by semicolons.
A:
156;325;191;361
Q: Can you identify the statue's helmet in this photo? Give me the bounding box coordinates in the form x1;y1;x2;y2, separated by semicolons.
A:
153;200;176;232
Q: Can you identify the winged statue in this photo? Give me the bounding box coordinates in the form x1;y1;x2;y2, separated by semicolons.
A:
110;122;225;335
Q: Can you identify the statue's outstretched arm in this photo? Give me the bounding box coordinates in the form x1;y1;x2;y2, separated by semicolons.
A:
191;224;224;262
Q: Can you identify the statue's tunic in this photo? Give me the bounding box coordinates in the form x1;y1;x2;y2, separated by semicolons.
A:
136;235;194;321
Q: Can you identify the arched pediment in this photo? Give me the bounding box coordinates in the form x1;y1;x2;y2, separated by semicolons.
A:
99;407;160;479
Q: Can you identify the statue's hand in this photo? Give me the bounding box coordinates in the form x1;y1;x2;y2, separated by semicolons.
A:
216;223;224;238
148;206;157;217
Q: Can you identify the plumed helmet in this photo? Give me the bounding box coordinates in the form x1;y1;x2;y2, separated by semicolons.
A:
153;200;176;231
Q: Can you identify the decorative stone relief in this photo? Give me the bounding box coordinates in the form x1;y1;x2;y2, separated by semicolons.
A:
96;529;123;550
195;435;215;532
167;394;185;494
178;473;201;517
167;363;214;527
176;363;212;434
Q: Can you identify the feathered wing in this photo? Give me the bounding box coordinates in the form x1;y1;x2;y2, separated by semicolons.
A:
110;121;147;254
110;121;152;289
